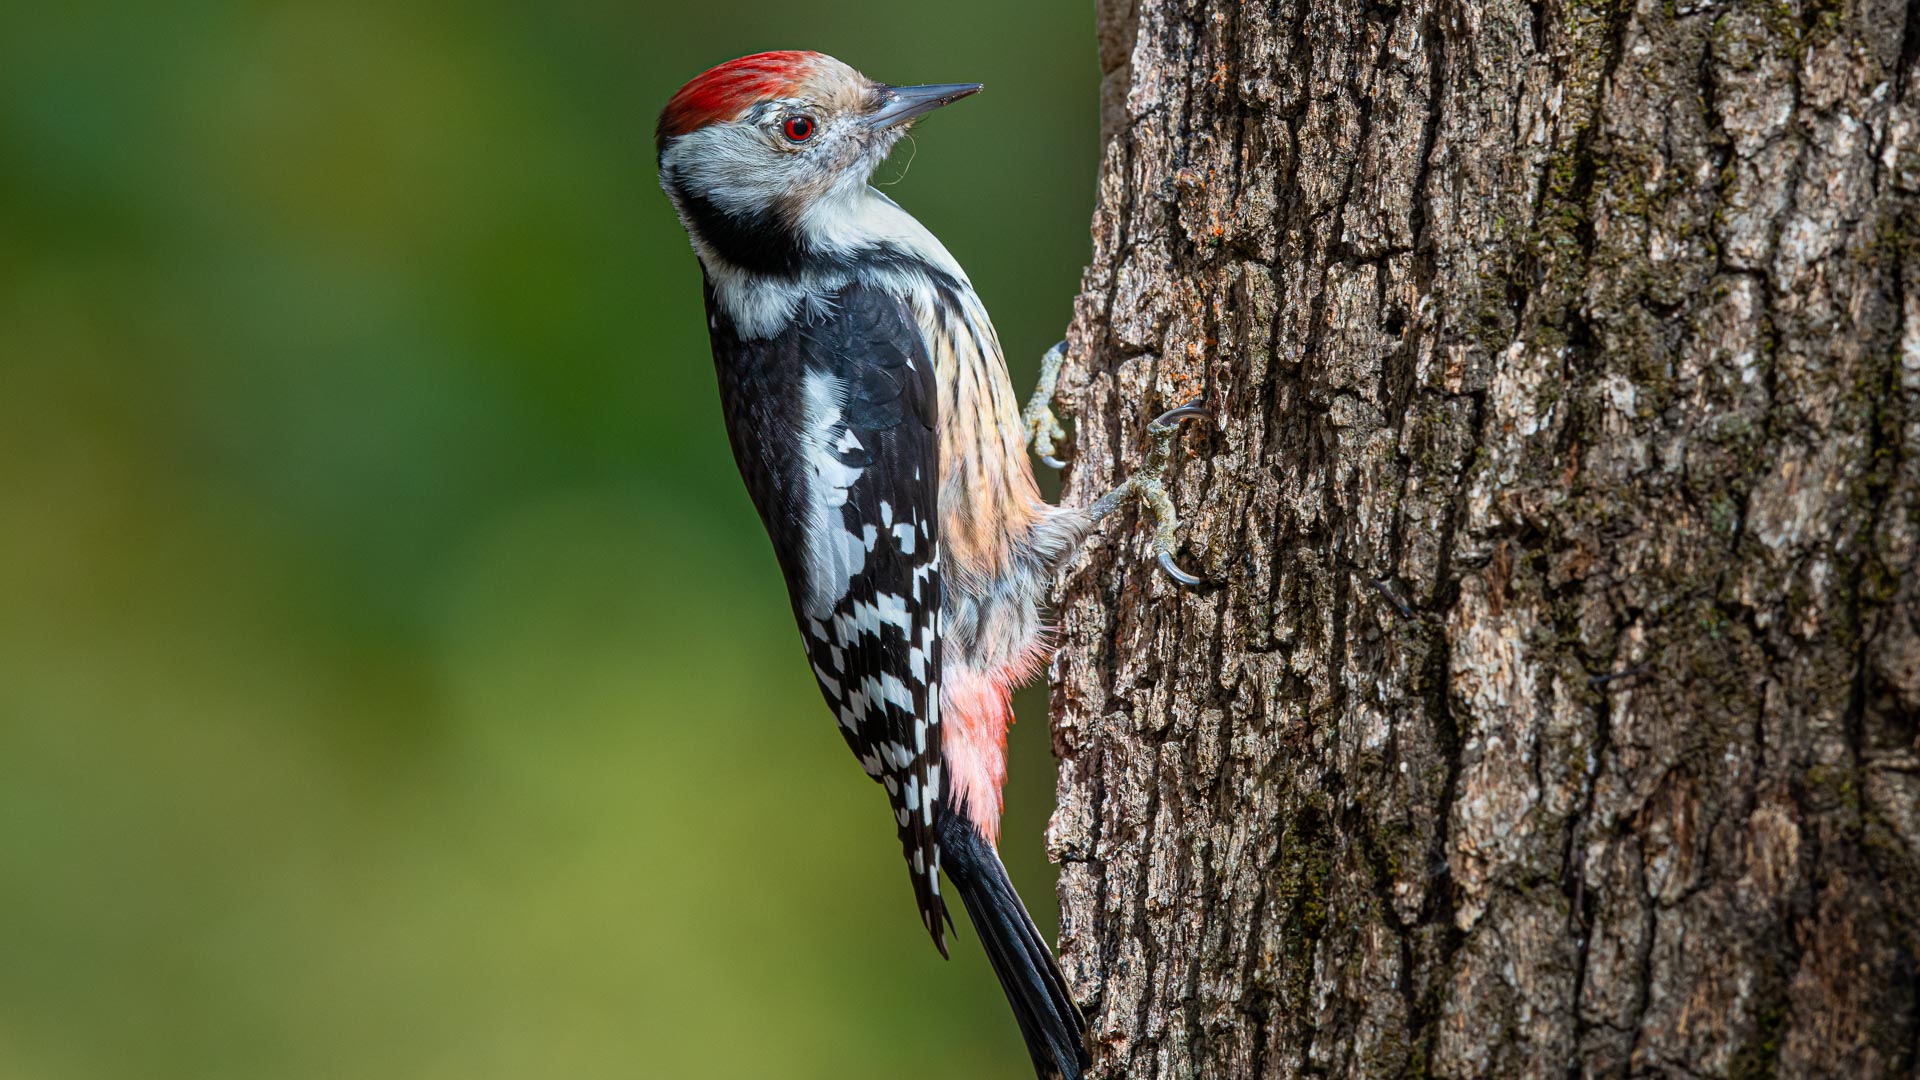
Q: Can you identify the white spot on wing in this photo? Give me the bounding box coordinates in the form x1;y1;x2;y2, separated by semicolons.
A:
856;675;915;716
875;593;911;634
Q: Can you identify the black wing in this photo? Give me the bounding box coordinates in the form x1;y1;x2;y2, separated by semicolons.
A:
706;280;949;950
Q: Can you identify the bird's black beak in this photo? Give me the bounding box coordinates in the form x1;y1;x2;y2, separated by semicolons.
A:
864;82;983;131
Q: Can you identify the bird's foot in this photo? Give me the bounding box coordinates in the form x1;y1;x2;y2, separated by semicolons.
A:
1022;340;1070;470
1088;399;1209;586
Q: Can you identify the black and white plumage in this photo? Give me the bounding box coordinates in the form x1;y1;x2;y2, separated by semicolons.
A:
656;50;1133;1080
706;278;950;943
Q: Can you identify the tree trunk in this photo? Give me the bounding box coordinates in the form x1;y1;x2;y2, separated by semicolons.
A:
1044;0;1920;1075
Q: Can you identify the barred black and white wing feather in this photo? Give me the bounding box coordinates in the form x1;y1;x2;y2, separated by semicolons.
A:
706;280;949;950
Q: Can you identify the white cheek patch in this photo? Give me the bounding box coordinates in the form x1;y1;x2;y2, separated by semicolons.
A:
663;120;843;340
664;122;792;219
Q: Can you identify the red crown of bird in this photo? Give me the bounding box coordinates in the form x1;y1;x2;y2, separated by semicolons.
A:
657;51;831;150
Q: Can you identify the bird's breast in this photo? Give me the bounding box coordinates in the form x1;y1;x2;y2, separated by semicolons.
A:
912;285;1048;588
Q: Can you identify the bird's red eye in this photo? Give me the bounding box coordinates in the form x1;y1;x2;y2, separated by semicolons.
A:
783;115;815;142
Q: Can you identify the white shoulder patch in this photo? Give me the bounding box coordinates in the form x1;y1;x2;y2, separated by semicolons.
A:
798;370;868;619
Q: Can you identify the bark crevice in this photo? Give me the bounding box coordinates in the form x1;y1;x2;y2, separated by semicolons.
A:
1049;0;1920;1074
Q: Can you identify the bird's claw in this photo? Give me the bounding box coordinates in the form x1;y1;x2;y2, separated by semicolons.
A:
1150;399;1209;430
1088;396;1210;587
1023;340;1072;470
1157;550;1202;587
1028;408;1068;470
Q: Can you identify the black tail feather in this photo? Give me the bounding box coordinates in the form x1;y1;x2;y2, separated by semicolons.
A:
939;811;1090;1080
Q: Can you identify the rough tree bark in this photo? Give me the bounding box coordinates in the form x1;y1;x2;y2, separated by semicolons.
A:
1042;0;1920;1075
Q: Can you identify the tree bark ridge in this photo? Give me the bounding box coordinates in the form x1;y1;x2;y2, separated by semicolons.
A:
1046;0;1920;1074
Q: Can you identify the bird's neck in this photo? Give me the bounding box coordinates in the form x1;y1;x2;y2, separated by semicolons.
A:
697;185;968;341
794;185;966;279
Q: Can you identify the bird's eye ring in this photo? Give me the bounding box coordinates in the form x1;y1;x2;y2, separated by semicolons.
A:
783;115;815;142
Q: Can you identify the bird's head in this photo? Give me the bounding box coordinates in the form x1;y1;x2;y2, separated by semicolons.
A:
656;51;980;275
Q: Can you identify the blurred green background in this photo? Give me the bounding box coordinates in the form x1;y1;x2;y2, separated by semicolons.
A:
0;4;1100;1077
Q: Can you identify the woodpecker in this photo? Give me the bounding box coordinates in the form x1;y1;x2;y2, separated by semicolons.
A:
657;51;1204;1079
